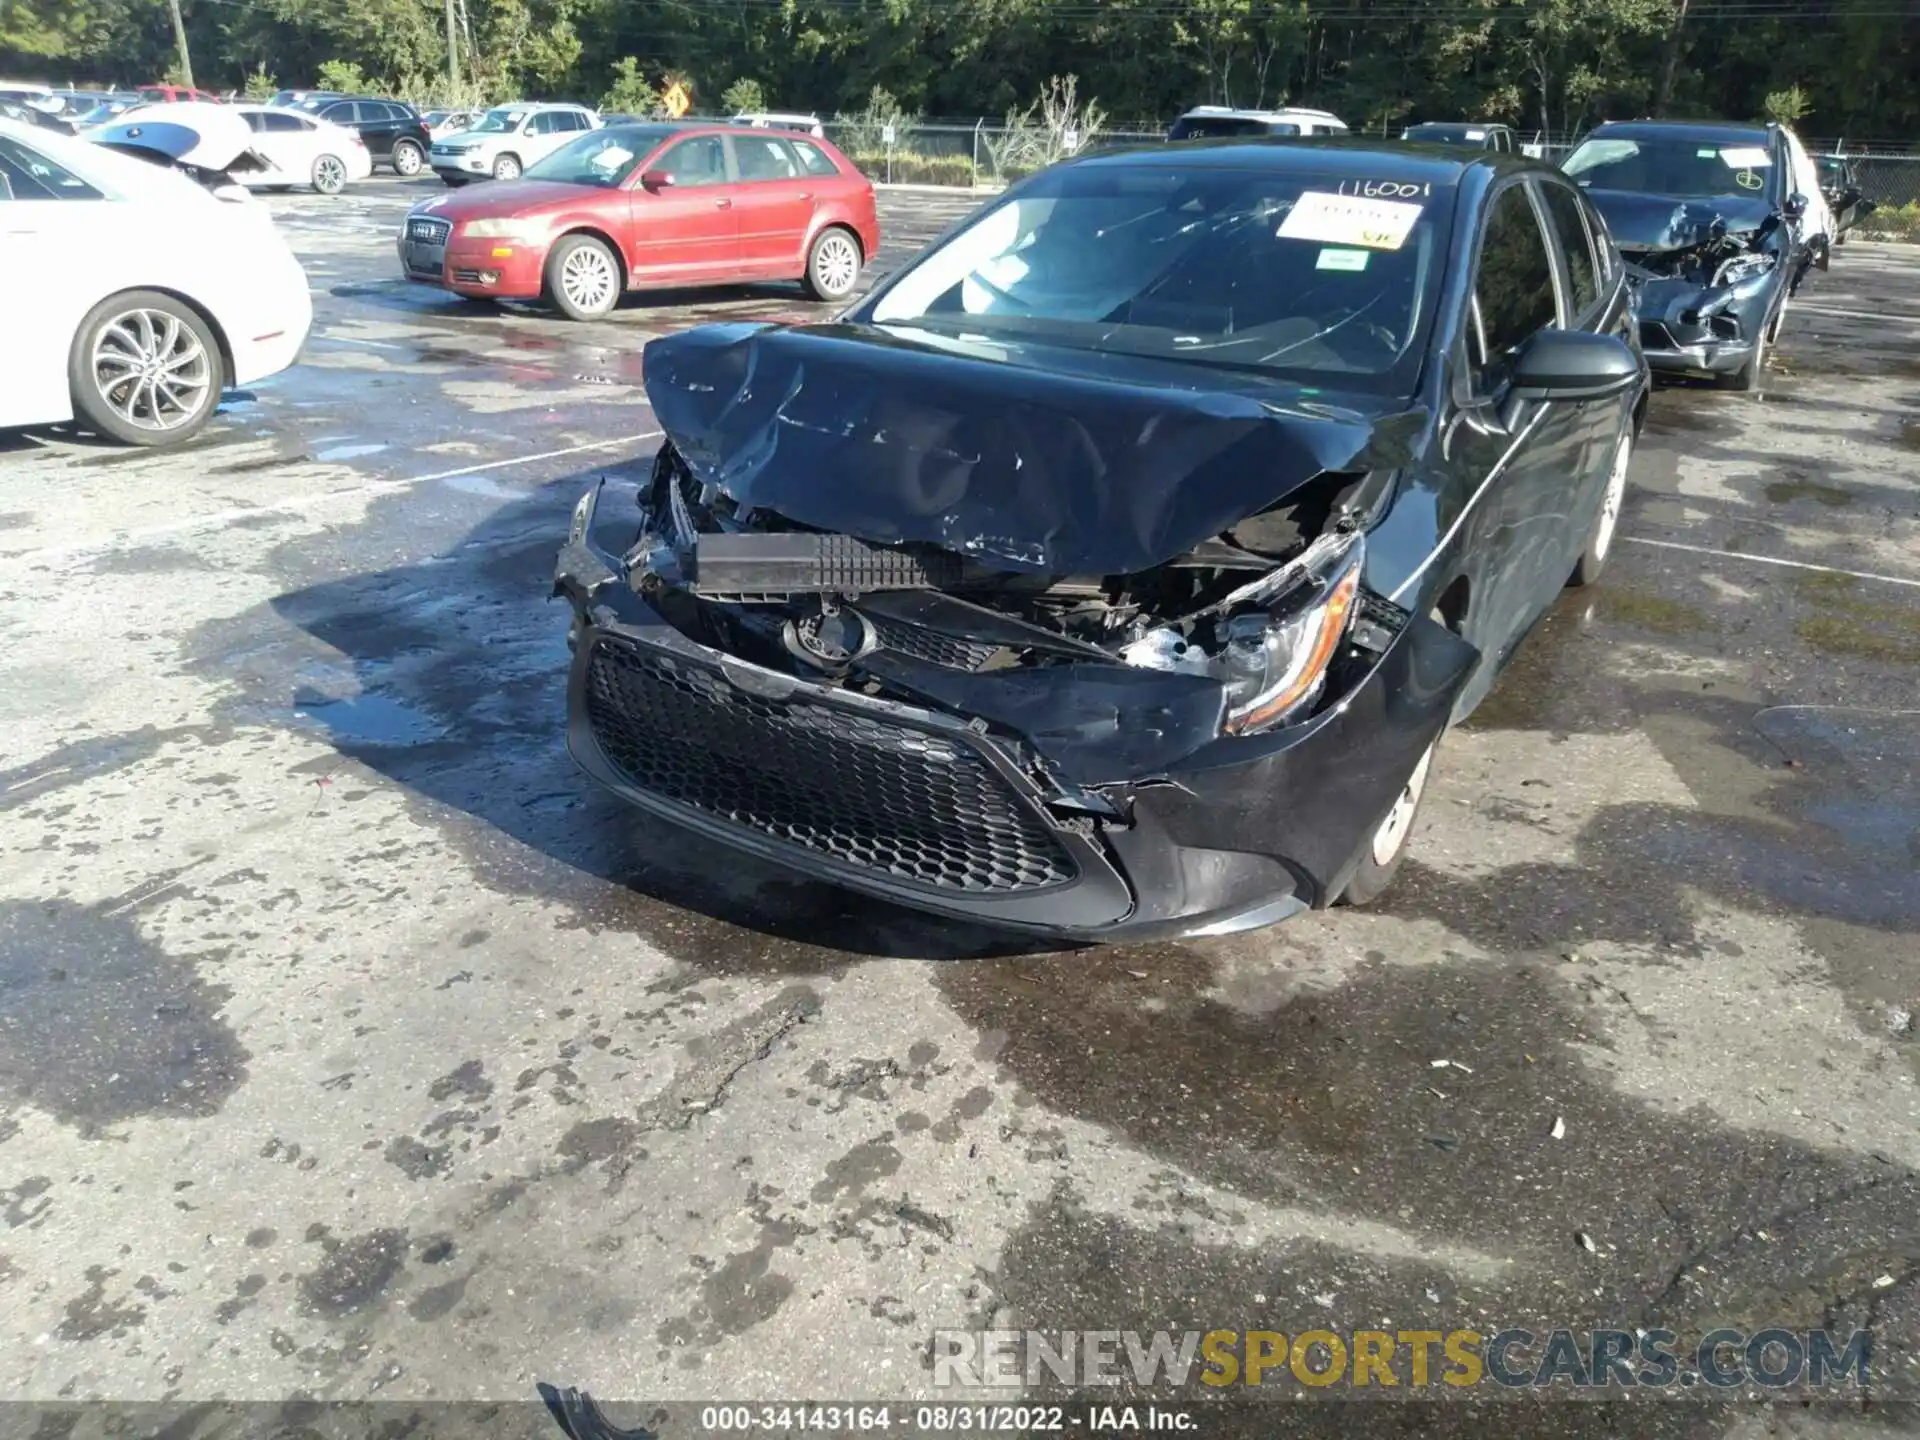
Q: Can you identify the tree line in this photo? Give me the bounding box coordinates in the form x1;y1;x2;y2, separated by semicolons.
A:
4;0;1916;142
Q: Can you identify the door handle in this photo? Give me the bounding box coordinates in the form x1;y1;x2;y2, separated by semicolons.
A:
799;192;813;201
714;197;732;209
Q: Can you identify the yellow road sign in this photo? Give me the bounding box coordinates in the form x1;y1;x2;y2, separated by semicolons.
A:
662;81;690;117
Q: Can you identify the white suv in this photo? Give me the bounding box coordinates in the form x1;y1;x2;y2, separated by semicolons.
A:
429;102;599;184
1168;106;1350;140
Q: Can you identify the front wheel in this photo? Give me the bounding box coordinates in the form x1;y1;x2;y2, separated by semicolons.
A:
391;139;425;176
68;291;224;447
1337;738;1438;907
1568;431;1631;587
491;153;521;181
312;153;347;194
802;226;862;302
546;234;621;321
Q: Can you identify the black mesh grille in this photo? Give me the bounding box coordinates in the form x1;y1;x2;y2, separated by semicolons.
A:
1639;320;1675;350
584;636;1077;893
866;614;1000;672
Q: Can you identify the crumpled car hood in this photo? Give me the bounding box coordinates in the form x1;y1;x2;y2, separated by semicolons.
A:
1583;189;1775;254
641;322;1424;576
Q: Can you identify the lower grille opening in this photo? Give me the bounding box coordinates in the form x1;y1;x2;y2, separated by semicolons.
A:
584;635;1078;894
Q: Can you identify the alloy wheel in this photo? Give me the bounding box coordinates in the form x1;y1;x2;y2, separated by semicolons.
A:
1370;744;1435;868
393;142;423;176
493;155;520;180
1591;434;1631;563
814;231;859;297
89;308;213;435
313;154;346;193
560;245;617;314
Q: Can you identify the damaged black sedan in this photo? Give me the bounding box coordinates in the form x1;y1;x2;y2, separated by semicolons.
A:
1562;120;1817;392
555;141;1647;940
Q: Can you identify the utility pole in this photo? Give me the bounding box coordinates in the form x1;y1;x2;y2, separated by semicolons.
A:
445;0;459;88
1654;0;1690;116
166;0;194;87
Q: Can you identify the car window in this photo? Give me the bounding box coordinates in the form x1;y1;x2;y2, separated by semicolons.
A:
866;164;1452;392
530;112;562;135
735;134;800;181
322;101;356;123
790;139;840;178
1537;181;1600;317
0;134;103;201
262;111;308;133
1472;185;1559;383
568;111;594;131
240;110;267;132
655;135;728;186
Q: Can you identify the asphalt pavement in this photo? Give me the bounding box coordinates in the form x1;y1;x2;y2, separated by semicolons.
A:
2;176;1919;1436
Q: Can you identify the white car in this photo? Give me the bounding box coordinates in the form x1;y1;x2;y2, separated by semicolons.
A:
428;102;599;184
0;117;311;446
106;102;373;194
232;103;373;193
421;107;478;141
1167;106;1350;140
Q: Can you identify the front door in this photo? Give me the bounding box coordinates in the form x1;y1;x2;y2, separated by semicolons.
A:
725;132;816;274
626;133;739;284
1444;180;1592;714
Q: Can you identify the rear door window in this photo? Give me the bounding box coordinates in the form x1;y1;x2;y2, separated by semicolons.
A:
0;135;102;199
1536;180;1601;319
735;134;800;181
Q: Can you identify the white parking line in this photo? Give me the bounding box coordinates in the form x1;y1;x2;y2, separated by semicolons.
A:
1625;536;1920;591
17;432;663;568
1792;304;1920;324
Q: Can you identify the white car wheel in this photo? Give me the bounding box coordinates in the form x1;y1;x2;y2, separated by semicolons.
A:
312;154;347;194
492;153;521;181
803;227;861;301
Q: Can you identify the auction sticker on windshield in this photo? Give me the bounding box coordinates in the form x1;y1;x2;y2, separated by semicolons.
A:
1279;191;1423;250
1720;146;1772;168
1316;247;1370;271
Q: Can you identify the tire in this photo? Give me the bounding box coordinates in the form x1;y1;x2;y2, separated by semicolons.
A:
491;152;521;181
440;174;469;188
391;139;424;176
1568;430;1631;587
1337;738;1439;907
311;153;347;194
1713;324;1767;393
545;234;621;321
802;225;862;301
68;291;224;448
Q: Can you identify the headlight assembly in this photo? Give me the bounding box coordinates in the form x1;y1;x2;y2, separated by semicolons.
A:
1120;530;1366;736
460;217;540;240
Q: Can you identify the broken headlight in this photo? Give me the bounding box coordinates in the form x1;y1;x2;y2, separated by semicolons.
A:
1121;531;1365;736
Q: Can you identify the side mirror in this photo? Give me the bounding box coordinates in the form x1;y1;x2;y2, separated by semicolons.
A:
1510;328;1642;402
638;168;675;191
1783;191;1808;219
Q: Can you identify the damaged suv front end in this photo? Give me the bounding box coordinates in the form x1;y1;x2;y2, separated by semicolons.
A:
1564;122;1807;389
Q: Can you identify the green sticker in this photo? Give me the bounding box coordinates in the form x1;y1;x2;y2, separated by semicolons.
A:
1697;147;1717;158
1317;247;1370;272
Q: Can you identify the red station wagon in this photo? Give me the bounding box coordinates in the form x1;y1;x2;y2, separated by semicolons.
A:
396;121;881;319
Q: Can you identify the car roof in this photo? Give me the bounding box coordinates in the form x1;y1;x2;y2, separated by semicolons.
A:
1067;133;1528;182
1178;105;1344;121
1406;121;1510;132
1586;118;1772;145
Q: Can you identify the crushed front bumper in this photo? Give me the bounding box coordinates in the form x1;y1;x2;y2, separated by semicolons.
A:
554;499;1476;943
1632;272;1778;378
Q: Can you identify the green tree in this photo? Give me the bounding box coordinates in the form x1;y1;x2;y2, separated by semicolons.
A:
316;58;372;93
721;77;766;114
1764;83;1810;123
601;56;657;115
243;63;279;100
